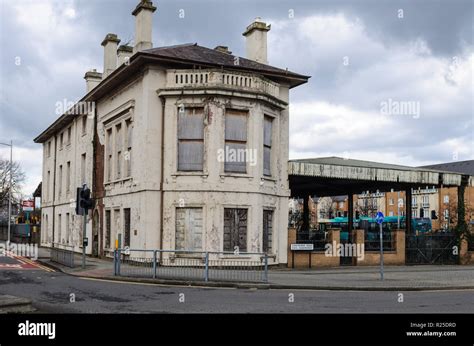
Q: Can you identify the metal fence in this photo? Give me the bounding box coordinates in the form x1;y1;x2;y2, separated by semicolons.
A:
468;225;474;251
406;232;458;265
50;243;76;268
113;249;268;283
365;230;396;251
296;229;328;251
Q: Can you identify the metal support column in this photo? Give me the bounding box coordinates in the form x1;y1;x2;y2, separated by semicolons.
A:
406;188;412;234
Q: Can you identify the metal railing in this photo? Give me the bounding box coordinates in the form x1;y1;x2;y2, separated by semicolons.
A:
295;229;329;251
365;231;396;251
113;249;268;283
51;243;75;268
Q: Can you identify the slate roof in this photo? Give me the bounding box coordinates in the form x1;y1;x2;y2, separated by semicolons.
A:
34;43;310;143
143;43;310;82
289;156;423;172
419;160;474;176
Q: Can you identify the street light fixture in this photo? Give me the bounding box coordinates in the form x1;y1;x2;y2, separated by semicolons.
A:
0;140;13;244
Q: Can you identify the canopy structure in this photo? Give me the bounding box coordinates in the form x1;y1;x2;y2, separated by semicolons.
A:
288;157;472;234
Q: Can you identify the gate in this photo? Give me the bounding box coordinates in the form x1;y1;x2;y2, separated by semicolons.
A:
340;230;354;266
405;232;458;265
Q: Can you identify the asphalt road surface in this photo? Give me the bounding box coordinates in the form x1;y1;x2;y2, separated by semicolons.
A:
0;254;473;313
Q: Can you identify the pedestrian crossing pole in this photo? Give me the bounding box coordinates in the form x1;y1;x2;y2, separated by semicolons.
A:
82;209;87;269
379;222;384;281
376;211;384;281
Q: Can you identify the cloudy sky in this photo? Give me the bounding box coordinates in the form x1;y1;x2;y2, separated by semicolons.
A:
0;0;473;196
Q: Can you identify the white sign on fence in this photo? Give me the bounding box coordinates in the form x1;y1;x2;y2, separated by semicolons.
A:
290;244;314;251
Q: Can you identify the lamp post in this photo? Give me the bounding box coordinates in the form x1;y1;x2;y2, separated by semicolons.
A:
0;140;13;244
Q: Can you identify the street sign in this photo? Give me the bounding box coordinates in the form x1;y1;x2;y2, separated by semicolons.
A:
291;244;314;251
375;211;384;224
376;211;384;280
21;200;34;212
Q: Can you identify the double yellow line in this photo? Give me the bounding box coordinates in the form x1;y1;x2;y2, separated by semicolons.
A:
6;251;55;272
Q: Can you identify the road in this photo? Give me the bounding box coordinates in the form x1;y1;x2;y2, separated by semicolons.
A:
0;253;473;313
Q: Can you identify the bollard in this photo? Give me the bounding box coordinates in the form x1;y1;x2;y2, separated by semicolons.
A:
264;254;268;283
204;252;209;282
153;250;157;279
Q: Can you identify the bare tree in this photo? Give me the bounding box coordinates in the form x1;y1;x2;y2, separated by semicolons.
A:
0;159;26;207
356;195;379;218
317;197;336;220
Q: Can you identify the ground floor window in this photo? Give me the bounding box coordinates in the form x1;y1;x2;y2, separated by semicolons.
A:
124;208;131;247
263;209;273;254
175;207;203;251
224;208;248;252
105;210;111;249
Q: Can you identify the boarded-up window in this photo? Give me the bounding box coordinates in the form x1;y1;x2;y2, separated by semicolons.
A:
263;116;272;176
105;210;111;248
114;209;121;247
116;124;122;179
178;107;204;171
175;208;203;250
65;213;70;244
106;128;112;181
58;165;63;197
66;161;71;193
225;110;248;173
81;153;86;184
125;119;132;177
224;208;248;251
57;213;62;244
263;210;273;253
124;208;131;247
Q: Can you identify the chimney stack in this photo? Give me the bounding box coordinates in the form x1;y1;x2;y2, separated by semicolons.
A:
84;69;103;93
214;45;232;54
132;0;157;53
101;33;121;78
117;45;133;66
242;17;271;64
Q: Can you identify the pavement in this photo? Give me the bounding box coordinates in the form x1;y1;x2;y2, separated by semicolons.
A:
0;294;35;313
1;246;473;313
35;247;474;291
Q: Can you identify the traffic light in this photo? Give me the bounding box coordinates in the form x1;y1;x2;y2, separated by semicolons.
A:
76;185;95;215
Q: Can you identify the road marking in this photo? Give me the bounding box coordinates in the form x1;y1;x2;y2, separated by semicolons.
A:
0;251;55;272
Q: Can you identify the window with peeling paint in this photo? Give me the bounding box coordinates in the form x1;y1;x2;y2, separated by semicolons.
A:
225;109;248;173
124;208;131;247
224;208;247;252
105;210;111;249
125;119;133;177
178;107;204;171
263;209;273;253
263;115;272;176
175;208;203;251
